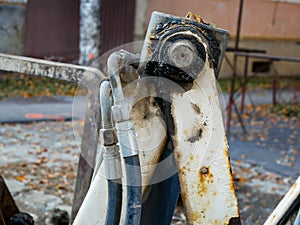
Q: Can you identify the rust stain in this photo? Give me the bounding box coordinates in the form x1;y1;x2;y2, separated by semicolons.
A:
200;166;208;174
179;136;240;224
185;206;203;225
211;219;222;225
198;167;213;195
223;136;241;219
229;177;236;193
186;12;205;24
177;166;198;225
179;166;187;177
191;102;201;114
190;212;200;222
149;34;156;40
223;136;237;194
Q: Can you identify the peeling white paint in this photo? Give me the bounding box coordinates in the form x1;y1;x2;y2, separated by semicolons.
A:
171;43;240;224
0;53;105;84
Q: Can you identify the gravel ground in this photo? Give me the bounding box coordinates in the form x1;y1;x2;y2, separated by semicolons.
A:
0;118;298;224
0;121;79;223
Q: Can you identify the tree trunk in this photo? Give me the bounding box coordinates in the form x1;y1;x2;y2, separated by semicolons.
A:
79;0;102;66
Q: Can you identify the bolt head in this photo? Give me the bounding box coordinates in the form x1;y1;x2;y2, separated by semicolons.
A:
168;40;196;69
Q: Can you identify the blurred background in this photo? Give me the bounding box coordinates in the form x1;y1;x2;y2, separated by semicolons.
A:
0;1;299;224
1;0;300;76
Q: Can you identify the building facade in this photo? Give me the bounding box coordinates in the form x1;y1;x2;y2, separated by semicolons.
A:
135;0;300;77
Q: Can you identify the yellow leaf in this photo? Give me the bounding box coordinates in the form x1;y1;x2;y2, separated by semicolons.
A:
16;174;26;182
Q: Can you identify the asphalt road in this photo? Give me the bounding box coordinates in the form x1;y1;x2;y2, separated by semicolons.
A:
0;91;298;179
0;96;86;123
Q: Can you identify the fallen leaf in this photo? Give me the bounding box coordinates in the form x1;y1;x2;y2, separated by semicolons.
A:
16;174;26;182
56;184;67;190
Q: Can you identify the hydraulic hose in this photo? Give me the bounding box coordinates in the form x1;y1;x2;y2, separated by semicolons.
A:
100;81;123;225
105;179;122;225
124;156;142;225
107;50;142;225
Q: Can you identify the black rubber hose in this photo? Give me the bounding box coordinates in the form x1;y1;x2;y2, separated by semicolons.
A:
124;156;142;225
105;179;122;225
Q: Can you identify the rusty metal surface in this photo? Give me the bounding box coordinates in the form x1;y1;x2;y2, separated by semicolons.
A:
0;53;103;83
163;21;239;225
0;176;19;224
169;44;241;223
137;11;240;224
101;0;136;54
25;0;80;62
171;71;241;224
